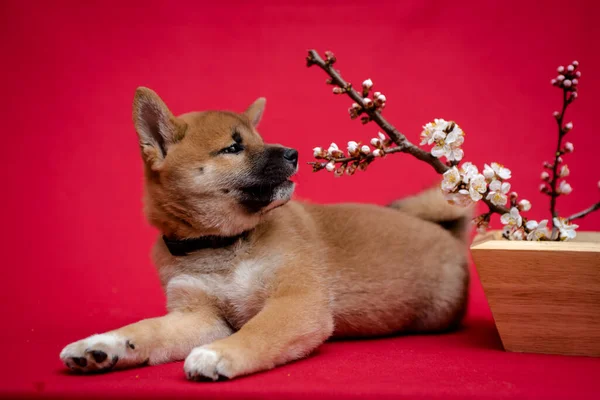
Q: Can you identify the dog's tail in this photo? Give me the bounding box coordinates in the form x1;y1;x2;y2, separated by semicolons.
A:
388;187;474;243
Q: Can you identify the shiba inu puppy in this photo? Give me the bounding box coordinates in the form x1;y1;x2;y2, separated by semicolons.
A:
60;88;472;380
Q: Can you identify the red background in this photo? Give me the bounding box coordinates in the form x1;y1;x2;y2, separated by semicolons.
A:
2;0;600;399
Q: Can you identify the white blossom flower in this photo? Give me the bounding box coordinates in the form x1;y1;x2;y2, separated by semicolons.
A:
325;162;336;172
468;174;487;201
445;190;473;207
518;199;532;211
564;142;574;152
360;145;370;154
483;164;496;180
375;93;386;103
362;79;373;90
441;167;461;192
460;162;479;183
540;171;550;180
501;207;523;227
347;141;359;154
433;118;449;131
565;122;573;130
553;217;579;240
525;219;549;241
559;165;570;177
328;143;338;154
559;180;573;194
431;129;464;161
373;149;384;157
511;228;525;240
484;162;512;180
363;98;373;107
420;127;445;146
313;147;324;157
486;179;511;206
370;137;381;147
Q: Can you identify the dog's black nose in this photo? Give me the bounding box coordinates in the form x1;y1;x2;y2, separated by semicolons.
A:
283;148;298;165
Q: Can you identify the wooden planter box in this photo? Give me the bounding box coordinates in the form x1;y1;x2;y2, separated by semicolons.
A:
470;231;600;357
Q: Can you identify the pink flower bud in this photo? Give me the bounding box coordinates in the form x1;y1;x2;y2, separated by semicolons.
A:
334;168;344;177
539;184;547;193
360;145;370;154
564;122;573;131
557;75;565;81
563;80;572;88
567;65;574;72
557;156;564;164
325;162;335;172
510;192;518;200
572;79;578;86
363;98;373;107
370;138;381;147
571;92;578;99
333;87;344;94
541;171;550;180
564;142;574;153
557;66;565;73
362;79;373;90
575;71;581;78
551;79;558;86
373;149;384;157
553;111;560;119
572;60;579;67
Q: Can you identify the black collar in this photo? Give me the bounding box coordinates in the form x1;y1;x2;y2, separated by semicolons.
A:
163;231;251;256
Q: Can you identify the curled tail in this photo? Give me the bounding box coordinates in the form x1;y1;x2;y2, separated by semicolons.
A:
388;187;474;243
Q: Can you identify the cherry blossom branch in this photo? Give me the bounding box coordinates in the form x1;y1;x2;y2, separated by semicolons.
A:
548;87;575;218
567;201;600;222
306;50;448;175
306;49;510;217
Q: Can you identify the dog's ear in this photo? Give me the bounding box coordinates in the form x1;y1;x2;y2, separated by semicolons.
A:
244;97;266;127
132;87;186;167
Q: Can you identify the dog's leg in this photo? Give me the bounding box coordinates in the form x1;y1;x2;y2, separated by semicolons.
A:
60;308;231;373
184;284;333;380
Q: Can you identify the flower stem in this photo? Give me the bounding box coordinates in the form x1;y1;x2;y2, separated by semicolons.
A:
549;89;569;219
567;202;600;222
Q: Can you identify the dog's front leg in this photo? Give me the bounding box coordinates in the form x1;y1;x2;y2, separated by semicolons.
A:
184;283;334;381
60;307;231;373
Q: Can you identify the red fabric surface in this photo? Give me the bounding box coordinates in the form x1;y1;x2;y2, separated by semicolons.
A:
2;0;600;398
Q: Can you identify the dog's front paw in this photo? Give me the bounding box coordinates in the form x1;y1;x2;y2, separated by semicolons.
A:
184;346;232;381
60;333;135;373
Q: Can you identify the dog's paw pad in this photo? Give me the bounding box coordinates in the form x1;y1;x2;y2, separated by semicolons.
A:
184;347;230;381
60;334;129;373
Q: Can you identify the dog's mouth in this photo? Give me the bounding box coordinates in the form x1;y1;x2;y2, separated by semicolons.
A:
238;176;296;214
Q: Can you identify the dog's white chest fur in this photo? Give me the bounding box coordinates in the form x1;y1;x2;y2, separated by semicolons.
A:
165;257;277;329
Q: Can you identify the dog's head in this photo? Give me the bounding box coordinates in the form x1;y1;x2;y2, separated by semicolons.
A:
132;87;298;238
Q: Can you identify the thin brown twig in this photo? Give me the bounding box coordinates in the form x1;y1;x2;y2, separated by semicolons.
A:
549;89;570;219
306;49;510;217
308;146;404;167
567;201;600;222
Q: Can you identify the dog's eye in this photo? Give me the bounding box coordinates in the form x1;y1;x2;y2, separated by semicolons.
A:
220;143;244;155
